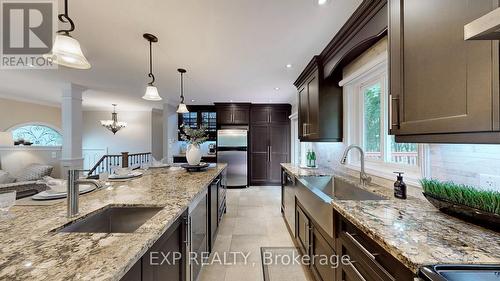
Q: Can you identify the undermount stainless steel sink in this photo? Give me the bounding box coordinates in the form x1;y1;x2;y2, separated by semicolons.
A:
58;206;164;233
298;176;387;201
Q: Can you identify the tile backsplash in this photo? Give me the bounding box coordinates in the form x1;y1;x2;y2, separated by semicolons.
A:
300;141;500;192
427;144;500;192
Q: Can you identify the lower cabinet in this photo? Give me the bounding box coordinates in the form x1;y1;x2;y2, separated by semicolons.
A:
296;205;311;256
120;174;226;281
121;210;188;281
311;227;335;281
295;203;337;281
335;211;415;281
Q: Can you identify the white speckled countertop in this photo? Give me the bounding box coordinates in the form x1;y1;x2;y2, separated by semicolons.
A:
281;163;500;273
0;164;226;281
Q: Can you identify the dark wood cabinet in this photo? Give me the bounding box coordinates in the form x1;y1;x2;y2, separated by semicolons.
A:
215;103;250;125
208;178;219;252
142;212;187;281
249;104;291;185
389;0;500;143
335;210;415;281
295;57;342;142
311;227;335;281
281;169;296;236
296;205;311;256
121;211;188;281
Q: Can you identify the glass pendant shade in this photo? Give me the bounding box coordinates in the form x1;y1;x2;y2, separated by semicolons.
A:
45;34;91;69
176;102;189;113
142;85;162;101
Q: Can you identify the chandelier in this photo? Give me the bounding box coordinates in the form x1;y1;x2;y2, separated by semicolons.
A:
100;104;127;134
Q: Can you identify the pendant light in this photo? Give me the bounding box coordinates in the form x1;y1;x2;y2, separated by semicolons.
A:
44;0;91;69
142;33;162;101
100;104;127;134
176;68;189;113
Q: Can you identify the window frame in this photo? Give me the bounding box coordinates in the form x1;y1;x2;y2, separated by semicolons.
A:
177;105;217;141
8;122;63;147
341;55;426;185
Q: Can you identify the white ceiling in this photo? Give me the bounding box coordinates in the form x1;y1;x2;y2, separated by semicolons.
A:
0;0;362;110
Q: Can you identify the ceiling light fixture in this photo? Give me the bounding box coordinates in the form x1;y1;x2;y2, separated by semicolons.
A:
286;64;292;68
142;33;162;101
191;99;196;102
274;87;280;91
176;68;189;113
317;0;329;5
100;104;127;135
44;0;90;69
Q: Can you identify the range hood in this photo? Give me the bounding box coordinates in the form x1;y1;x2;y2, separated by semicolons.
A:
464;7;500;40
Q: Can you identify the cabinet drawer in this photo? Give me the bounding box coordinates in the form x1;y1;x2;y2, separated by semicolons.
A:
336;213;415;281
340;232;394;281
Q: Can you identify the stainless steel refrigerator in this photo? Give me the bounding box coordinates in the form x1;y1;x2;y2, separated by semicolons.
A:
217;128;247;187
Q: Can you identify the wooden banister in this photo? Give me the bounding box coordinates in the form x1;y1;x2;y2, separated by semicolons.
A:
87;152;152;177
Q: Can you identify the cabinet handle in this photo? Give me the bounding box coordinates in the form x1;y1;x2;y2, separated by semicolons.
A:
231;112;234;123
346;261;367;281
389;94;400;129
183;216;189;245
269;146;272;162
344;232;378;260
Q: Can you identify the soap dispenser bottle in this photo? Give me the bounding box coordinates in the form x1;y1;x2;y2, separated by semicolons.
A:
393;172;407;199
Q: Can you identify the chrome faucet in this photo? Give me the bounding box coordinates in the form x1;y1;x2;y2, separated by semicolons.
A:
340;145;372;186
67;170;101;218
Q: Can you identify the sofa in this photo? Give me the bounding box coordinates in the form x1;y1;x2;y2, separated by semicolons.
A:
0;164;52;199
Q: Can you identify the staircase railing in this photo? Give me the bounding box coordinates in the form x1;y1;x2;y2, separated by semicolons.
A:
88;152;152;177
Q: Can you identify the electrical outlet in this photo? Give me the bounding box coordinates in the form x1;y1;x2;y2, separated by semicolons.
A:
479;174;500;192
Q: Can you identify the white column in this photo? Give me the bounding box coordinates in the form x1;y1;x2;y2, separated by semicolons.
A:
60;83;86;178
162;103;170;161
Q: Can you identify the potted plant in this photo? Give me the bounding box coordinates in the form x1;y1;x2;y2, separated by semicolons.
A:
180;125;208;165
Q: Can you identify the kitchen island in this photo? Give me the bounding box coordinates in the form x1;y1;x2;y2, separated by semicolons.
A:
281;163;500;278
0;164;226;281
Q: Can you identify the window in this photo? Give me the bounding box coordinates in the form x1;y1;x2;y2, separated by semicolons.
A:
181;112;198;129
343;57;421;181
201;112;217;134
178;106;217;141
10;124;62;146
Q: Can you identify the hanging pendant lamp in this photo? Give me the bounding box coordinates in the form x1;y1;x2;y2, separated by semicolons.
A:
176;68;189;113
100;104;127;134
44;0;91;69
142;33;162;101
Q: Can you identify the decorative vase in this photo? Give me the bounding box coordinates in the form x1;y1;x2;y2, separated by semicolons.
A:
186;143;202;165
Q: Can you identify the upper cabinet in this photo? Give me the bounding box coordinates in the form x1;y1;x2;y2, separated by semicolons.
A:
295;57;342;142
294;0;387;142
215;103;250;126
389;0;500;143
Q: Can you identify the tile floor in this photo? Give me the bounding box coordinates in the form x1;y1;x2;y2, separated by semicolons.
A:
198;186;313;281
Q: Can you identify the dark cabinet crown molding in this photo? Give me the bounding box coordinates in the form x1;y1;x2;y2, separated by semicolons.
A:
320;0;387;64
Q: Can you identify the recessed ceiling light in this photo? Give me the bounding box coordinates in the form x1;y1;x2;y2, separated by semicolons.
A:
274;87;280;91
230;100;233;102
286;64;292;68
318;0;328;5
191;99;195;102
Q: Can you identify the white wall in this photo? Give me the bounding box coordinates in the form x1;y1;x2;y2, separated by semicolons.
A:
0;97;61;131
82;110;152;155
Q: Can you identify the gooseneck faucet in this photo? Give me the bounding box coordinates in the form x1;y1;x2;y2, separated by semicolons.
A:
340;145;372;186
67;170;101;218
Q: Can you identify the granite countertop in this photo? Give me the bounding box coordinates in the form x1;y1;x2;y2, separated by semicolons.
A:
0;164;227;281
281;163;500;274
